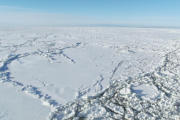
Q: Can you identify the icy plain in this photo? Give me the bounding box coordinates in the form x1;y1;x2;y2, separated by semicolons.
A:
0;27;180;120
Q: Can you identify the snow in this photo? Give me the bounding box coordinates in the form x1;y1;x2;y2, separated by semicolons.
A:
0;84;50;120
0;27;180;119
131;84;159;100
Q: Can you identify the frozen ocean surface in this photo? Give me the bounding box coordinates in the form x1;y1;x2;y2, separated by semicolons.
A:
0;27;180;119
0;84;50;120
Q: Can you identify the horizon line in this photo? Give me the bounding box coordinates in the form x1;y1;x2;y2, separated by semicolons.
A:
0;24;180;29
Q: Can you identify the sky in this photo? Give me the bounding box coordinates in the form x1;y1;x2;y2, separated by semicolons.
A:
0;0;180;27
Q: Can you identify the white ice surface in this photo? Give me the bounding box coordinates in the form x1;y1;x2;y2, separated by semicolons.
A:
0;84;50;120
131;84;159;100
0;27;180;119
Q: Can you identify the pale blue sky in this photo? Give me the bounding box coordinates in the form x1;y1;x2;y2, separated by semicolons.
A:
0;0;180;26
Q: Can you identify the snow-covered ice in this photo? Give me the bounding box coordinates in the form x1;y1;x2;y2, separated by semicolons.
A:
0;27;180;119
131;84;159;100
0;84;49;120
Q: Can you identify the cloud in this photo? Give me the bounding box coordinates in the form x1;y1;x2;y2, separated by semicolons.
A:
0;5;103;26
0;12;74;25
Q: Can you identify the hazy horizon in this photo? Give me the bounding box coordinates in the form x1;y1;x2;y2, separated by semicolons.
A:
0;0;180;27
